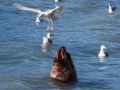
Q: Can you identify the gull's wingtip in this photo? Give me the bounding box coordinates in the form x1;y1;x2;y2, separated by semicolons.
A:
12;3;21;7
12;3;17;7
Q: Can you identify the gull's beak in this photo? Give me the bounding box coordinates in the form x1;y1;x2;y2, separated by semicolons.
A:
104;46;107;49
50;34;54;36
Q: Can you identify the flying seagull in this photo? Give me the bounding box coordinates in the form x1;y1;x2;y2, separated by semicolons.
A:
108;3;116;13
13;1;68;30
43;33;54;44
98;45;109;57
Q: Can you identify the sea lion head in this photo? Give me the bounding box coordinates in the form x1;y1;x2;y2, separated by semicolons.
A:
50;46;78;83
56;46;67;60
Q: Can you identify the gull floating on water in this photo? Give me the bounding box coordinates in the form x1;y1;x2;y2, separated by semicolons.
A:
13;1;68;30
108;3;116;13
55;0;62;3
43;33;54;44
98;45;109;57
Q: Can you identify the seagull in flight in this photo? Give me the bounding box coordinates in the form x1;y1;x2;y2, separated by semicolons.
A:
13;1;68;30
108;3;116;13
43;33;54;44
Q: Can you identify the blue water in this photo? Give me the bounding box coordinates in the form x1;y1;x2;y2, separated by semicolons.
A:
0;0;120;90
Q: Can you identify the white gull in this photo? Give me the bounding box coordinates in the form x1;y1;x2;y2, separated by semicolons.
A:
43;33;54;44
55;0;62;3
98;45;109;57
13;1;68;30
108;3;116;13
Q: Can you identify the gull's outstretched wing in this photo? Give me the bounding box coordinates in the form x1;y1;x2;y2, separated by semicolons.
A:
13;3;41;13
52;0;68;14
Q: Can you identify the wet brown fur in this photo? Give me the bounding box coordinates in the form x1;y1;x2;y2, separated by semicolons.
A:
50;46;78;83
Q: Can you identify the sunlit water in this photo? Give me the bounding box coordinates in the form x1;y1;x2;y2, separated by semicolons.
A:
0;0;120;90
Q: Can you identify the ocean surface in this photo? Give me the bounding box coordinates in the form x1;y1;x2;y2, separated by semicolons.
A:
0;0;120;90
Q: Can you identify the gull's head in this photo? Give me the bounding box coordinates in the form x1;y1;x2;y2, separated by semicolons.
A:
55;0;59;3
101;45;107;50
109;3;111;6
47;33;54;38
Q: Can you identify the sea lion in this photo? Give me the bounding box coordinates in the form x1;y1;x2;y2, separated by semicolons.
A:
50;46;78;83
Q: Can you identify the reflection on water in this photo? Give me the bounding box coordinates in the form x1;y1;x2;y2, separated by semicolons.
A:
48;77;76;90
99;66;106;70
41;43;52;52
98;56;106;62
36;22;39;26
